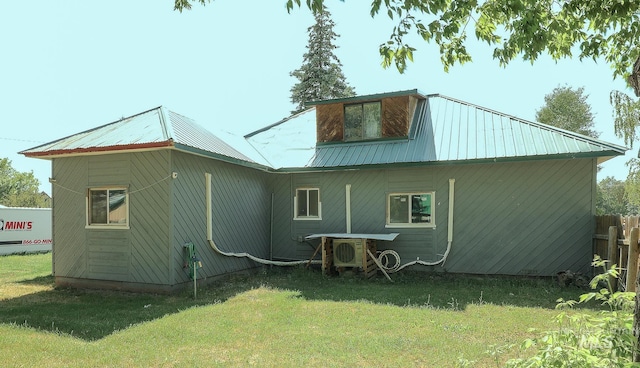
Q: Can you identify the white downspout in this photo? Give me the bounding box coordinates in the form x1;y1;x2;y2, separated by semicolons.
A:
205;173;321;266
443;178;455;266
395;178;455;271
346;184;352;234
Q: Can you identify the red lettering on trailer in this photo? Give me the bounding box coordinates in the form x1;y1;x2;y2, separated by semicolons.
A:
4;221;33;230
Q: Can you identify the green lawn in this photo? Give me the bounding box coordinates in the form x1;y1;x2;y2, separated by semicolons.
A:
0;253;591;367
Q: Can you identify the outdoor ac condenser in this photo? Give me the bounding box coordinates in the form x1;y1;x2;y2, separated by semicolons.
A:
333;239;364;268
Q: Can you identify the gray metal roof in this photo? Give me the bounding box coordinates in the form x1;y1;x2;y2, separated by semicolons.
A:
21;92;627;172
243;109;317;169
21;106;256;165
247;93;626;170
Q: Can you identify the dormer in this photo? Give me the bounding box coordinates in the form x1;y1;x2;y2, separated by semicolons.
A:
307;89;427;143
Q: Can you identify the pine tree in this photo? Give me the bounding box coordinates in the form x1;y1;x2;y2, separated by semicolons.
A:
290;6;355;113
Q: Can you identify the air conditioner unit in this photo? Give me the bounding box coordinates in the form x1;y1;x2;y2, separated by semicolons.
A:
333;239;364;268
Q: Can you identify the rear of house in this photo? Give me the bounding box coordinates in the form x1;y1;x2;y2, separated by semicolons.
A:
21;90;626;292
24;108;272;292
260;91;608;276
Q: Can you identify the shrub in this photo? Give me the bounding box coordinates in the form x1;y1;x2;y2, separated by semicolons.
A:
505;255;636;367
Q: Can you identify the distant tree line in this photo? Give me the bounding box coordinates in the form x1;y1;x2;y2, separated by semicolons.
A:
0;158;49;208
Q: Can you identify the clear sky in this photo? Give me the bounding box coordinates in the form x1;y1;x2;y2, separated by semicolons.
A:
1;1;635;194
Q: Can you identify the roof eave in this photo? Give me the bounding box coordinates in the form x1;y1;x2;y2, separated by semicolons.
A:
274;151;625;173
20;140;175;159
305;89;426;107
172;143;274;172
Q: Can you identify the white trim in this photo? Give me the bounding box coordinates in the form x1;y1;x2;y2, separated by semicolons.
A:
386;191;435;228
85;186;130;229
345;184;352;233
293;187;322;221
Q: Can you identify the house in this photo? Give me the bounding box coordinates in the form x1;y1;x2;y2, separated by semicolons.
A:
21;89;626;292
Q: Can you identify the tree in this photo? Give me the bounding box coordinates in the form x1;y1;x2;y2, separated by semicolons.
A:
0;158;49;208
289;6;355;113
536;86;598;138
597;176;635;215
175;1;640;79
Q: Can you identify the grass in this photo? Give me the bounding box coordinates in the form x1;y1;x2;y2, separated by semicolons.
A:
0;253;594;367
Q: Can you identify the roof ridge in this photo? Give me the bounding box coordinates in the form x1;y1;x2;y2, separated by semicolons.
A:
244;108;316;138
158;106;173;141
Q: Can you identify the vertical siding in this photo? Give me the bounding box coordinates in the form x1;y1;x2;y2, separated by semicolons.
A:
171;151;271;284
271;158;595;276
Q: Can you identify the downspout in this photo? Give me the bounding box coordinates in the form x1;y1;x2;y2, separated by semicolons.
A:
270;192;274;261
205;173;321;266
395;178;455;271
346;184;352;234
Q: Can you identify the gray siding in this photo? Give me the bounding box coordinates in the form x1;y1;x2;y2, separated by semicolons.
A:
52;151;172;286
270;158;596;276
170;151;271;284
52;157;88;278
129;151;172;284
445;158;594;275
51;146;596;289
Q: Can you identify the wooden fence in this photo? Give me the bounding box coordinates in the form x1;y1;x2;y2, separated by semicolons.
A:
594;215;640;291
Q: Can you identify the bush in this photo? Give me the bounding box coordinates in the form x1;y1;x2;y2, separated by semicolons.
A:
505;255;636;367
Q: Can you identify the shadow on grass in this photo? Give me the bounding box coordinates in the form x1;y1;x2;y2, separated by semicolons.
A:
18;274;55;286
0;267;595;341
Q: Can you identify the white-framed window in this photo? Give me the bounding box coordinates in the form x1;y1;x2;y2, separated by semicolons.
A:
344;101;382;141
86;187;129;228
294;188;321;220
386;192;434;228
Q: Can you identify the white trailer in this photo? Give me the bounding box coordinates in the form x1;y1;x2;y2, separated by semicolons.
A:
0;207;52;255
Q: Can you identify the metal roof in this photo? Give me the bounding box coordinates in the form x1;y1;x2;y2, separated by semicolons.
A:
305;89;425;106
243;109;317;169
293;94;626;169
20;106;256;165
20;91;628;172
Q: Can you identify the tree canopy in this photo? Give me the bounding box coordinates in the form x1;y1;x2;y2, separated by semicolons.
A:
289;6;355;113
0;158;49;208
175;1;640;81
597;176;635;215
174;0;640;146
536;86;598;138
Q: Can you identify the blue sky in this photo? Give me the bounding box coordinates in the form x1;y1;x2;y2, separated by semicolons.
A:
1;1;635;194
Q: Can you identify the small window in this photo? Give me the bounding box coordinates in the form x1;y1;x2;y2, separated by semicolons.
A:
294;188;321;220
387;192;434;227
344;101;381;141
87;188;129;228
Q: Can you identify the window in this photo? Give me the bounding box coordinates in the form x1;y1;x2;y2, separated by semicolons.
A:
87;188;128;227
387;192;434;227
344;101;381;141
294;188;321;220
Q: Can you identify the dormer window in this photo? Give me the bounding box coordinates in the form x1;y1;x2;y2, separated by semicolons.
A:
344;102;381;141
312;90;423;143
